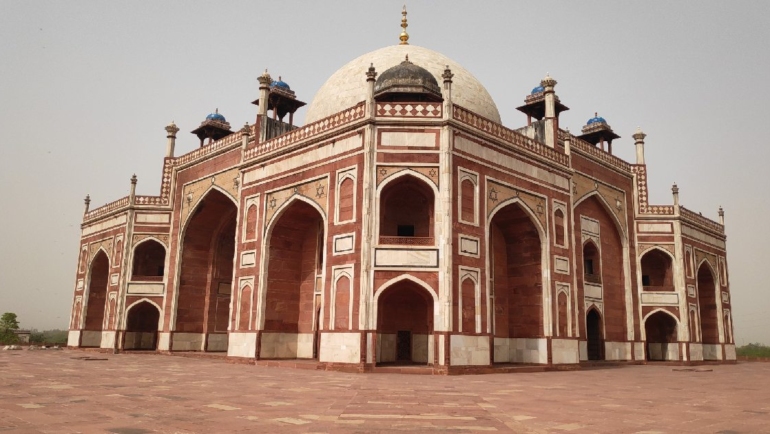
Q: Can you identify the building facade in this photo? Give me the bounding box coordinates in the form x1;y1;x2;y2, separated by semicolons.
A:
67;15;735;372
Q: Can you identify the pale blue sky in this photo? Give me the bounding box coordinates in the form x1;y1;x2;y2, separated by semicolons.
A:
1;1;768;344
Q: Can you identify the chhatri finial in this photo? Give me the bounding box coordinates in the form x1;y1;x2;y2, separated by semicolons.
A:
399;5;409;45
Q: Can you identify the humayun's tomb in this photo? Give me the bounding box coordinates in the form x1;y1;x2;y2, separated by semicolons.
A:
68;9;735;373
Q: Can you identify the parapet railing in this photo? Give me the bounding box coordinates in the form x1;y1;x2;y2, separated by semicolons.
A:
453;104;569;166
680;206;724;234
84;197;129;221
174;125;253;167
378;236;435;246
376;102;442;118
563;130;631;173
244;102;366;161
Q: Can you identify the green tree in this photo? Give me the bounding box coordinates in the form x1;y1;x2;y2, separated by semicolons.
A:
0;312;20;344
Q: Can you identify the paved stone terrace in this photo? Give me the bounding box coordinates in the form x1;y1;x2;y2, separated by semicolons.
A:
1;351;768;433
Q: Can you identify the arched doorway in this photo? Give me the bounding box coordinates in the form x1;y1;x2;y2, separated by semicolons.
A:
379;174;435;245
376;280;434;365
489;201;542;364
83;250;110;347
261;199;325;359
176;189;237;352
697;262;719;356
586;309;604;361
645;311;678;361
124;301;160;350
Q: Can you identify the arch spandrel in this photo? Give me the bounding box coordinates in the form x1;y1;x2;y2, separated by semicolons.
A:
89;238;114;262
695;249;718;273
376;166;439;188
264;178;329;228
572;173;627;233
180;167;241;224
486;180;547;231
638;243;675;258
132;234;170;247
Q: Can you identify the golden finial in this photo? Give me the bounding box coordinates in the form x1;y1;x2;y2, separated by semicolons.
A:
399;5;409;45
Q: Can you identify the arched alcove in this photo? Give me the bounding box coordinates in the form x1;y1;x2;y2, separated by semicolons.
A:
641;249;674;291
131;239;166;281
124;301;160;350
376;280;434;365
645;310;678;361
379;174;435;244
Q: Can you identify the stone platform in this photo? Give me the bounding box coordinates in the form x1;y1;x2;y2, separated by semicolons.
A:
0;350;767;433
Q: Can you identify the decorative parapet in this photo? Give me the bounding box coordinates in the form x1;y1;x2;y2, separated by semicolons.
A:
83;197;130;221
174;125;253;167
244;102;366;161
453;104;569;166
376;102;442;118
564;130;631;173
134;196;167;206
680;206;724;234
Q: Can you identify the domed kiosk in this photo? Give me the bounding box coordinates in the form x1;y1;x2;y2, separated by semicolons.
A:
70;7;734;373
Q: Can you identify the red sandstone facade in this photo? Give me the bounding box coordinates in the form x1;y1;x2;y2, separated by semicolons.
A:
68;39;735;372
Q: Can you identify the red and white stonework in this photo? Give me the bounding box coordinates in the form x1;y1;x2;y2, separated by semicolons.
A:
68;37;734;372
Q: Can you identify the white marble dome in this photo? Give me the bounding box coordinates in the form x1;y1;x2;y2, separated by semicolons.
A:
304;44;501;124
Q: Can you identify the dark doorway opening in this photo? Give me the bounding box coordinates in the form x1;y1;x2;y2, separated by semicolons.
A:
124;302;160;350
397;331;412;361
586;309;604;361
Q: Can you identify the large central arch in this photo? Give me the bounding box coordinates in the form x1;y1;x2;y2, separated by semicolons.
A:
259;197;326;359
697;261;720;360
174;188;237;352
487;199;545;364
82;249;110;347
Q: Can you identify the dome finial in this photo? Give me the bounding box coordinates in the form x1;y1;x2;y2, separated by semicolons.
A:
399;5;409;45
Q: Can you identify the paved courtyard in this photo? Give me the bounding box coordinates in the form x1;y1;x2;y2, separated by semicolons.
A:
1;350;768;433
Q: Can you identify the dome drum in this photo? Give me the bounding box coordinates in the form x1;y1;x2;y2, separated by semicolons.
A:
373;57;443;102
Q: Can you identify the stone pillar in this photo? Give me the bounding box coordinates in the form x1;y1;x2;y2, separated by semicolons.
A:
672;183;680;214
165;122;179;158
366;64;377;118
718;206;725;225
241;122;251;150
542;73;558;149
129;174;137;205
563;128;571;156
633;127;646;165
442;65;453;120
257;70;271;117
83;194;91;216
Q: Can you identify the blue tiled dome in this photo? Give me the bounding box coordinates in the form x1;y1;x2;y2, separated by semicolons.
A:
206;110;226;122
587;114;606;125
271;79;291;90
531;85;544;94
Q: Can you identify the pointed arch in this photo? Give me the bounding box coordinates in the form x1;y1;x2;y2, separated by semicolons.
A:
376;170;438;243
574;191;627;239
696;260;720;346
264;194;328;238
181;184;239;231
83;249;110;335
130;238;167;281
124;299;162;350
644;309;679;361
488;197;547;241
640;247;675;291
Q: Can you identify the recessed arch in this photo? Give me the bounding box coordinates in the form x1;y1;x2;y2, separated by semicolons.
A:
375;276;436;365
640;247;675;291
373;274;438;328
644;309;679;361
174;187;238;352
487;198;545;363
83;249;110;339
131;238;166;281
377;171;437;243
124;299;161;350
182;184;239;231
259;196;326;359
696;261;720;346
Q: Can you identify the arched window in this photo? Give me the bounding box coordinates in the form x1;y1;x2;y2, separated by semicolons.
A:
640;249;674;291
460;178;475;223
131;240;166;281
583;241;601;284
334;275;351;330
244;205;257;241
685;249;693;278
554;208;566;247
379;175;435;244
338;177;355;222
